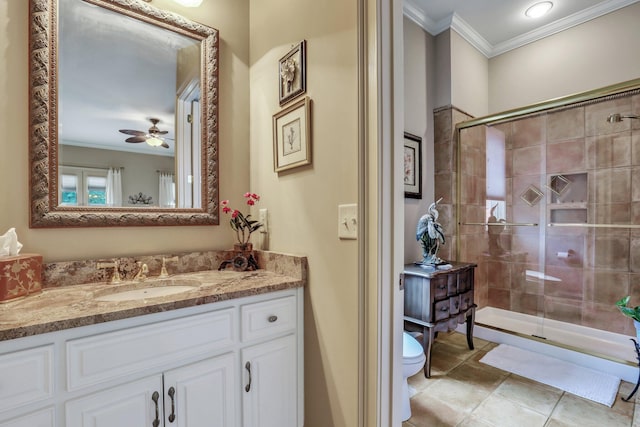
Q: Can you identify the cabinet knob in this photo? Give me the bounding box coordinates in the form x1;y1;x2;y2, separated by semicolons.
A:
268;315;278;323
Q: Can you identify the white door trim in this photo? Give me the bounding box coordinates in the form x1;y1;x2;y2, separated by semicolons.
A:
358;0;404;425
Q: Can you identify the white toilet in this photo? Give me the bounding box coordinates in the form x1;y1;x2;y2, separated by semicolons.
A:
402;331;426;421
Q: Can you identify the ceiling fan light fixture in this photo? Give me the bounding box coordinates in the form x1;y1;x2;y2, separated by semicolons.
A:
172;0;203;6
146;136;165;147
525;1;553;18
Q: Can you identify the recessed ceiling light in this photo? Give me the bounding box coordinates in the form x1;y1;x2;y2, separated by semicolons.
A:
172;0;204;6
525;1;553;18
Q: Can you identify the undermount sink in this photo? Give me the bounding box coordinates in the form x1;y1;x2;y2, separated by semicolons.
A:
94;279;199;302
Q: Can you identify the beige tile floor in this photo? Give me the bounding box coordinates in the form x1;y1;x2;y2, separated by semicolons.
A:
403;331;640;427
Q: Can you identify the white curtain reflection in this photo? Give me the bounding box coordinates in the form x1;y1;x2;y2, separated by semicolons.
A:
159;172;175;208
105;168;122;206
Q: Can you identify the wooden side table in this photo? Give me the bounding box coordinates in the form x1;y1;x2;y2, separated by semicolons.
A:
403;262;477;378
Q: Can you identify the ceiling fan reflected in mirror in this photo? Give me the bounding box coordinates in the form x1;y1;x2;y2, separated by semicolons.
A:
119;118;172;148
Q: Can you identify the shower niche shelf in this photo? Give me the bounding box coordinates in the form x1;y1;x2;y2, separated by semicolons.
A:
547;173;587;224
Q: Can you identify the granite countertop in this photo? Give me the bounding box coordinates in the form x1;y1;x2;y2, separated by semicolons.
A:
0;252;307;341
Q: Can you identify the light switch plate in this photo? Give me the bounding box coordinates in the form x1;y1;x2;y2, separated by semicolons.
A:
338;204;357;240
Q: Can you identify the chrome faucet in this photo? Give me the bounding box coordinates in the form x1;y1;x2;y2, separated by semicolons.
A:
97;259;122;284
134;262;148;282
158;256;179;278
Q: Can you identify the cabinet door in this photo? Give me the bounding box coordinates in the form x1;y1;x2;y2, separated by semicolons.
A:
0;408;54;427
65;376;163;427
242;334;297;427
163;354;237;427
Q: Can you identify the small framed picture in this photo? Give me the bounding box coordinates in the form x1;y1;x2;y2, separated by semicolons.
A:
279;40;306;106
404;132;422;198
273;97;311;172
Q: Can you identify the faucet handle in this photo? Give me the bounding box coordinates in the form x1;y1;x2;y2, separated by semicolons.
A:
159;256;179;278
97;259;122;284
134;261;148;281
111;260;122;283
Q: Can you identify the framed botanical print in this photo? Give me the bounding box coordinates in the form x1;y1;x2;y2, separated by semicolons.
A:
279;40;307;106
273;97;311;172
404;132;422;198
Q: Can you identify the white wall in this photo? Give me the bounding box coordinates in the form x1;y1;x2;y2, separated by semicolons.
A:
489;2;640;114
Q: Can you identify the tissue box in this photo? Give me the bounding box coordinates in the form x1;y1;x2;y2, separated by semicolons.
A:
0;254;43;302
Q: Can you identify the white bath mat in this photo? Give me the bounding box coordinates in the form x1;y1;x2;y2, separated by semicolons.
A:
480;344;621;407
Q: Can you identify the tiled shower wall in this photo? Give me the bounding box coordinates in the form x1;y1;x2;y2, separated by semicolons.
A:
437;91;640;337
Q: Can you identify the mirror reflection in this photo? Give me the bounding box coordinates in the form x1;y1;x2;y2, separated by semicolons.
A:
29;0;219;227
58;0;201;209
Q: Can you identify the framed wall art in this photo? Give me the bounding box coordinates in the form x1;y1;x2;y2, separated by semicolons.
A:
273;97;311;172
404;132;422;198
279;40;306;106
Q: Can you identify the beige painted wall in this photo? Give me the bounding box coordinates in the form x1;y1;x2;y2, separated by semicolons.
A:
489;2;640;114
249;0;359;425
0;0;249;261
434;30;452;109
403;17;435;263
450;30;489;117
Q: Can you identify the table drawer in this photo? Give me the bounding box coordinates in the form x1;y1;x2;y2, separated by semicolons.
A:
432;276;448;300
458;269;473;293
460;290;473;311
0;345;53;412
241;295;296;342
449;295;460;315
433;299;451;321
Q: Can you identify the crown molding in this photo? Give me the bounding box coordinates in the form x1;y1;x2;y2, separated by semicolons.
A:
403;0;640;58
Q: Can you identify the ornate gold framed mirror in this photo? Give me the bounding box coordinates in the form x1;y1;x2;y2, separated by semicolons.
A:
29;0;219;227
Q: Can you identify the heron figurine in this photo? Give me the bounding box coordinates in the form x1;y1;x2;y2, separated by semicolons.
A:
416;198;446;265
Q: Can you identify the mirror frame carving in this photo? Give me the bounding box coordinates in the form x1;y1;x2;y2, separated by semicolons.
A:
29;0;219;227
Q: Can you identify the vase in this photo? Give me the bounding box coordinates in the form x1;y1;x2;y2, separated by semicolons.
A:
634;320;640;342
224;242;258;271
233;243;253;253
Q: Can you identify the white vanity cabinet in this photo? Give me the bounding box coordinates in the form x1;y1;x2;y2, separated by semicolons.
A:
0;346;54;427
240;296;298;427
242;335;297;427
0;287;303;427
66;354;237;427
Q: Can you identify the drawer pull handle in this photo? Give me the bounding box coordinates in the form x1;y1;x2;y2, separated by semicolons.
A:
268;315;278;323
245;361;252;392
152;391;160;427
168;386;176;423
441;306;449;312
438;285;446;290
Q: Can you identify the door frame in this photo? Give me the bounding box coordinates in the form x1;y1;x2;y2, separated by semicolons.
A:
358;0;404;425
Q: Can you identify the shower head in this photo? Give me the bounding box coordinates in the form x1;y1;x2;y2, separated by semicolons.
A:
607;113;640;123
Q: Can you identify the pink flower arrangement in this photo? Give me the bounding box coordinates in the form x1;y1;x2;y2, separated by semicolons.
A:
221;193;263;246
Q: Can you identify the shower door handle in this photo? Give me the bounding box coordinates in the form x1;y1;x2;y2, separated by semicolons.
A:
461;222;538;227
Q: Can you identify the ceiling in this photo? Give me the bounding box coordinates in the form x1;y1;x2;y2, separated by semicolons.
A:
58;0;197;157
404;0;640;57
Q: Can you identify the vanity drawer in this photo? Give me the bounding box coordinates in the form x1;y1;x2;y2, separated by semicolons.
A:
0;345;53;412
67;308;235;391
241;295;296;342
